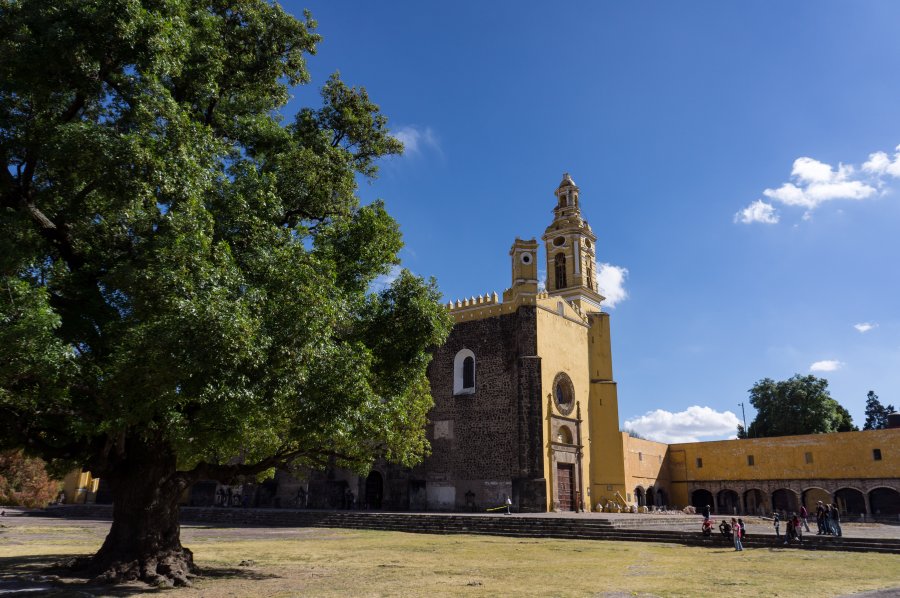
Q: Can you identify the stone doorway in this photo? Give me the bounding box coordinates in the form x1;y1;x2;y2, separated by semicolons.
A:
365;471;383;509
557;464;575;511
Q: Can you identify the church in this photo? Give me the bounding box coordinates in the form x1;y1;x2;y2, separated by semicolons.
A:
351;173;900;516
64;174;900;517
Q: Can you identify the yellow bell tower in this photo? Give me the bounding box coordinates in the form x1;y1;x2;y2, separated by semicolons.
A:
504;237;539;303
541;173;605;313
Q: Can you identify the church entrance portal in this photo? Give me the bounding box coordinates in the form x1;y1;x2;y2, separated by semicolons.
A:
365;471;383;509
557;464;575;511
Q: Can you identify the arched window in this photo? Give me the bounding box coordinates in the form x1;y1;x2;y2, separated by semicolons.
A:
554;253;567;290
586;261;594;290
453;349;476;395
556;425;573;444
462;356;474;389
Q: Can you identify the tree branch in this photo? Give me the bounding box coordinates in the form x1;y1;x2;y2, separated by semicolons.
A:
186;448;361;484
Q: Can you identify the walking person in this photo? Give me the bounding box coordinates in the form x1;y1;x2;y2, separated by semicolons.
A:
791;513;802;542
732;517;743;551
800;505;811;532
773;512;781;540
505;495;512;515
831;504;842;537
702;504;711;521
824;503;834;535
816;501;826;535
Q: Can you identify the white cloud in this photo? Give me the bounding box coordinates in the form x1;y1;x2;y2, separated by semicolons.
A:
597;263;629;308
623;406;740;444
734;199;779;224
854;322;877;333
809;359;843;372
393;125;440;157
862;144;900;178
762;158;876;209
737;145;900;224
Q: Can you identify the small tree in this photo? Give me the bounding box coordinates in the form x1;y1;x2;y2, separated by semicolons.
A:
0;450;60;508
863;391;895;430
0;0;452;586
744;375;858;437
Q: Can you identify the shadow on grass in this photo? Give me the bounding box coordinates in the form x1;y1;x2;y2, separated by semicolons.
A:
0;553;280;596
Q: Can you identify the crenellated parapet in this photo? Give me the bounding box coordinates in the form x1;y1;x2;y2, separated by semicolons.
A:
446;291;500;311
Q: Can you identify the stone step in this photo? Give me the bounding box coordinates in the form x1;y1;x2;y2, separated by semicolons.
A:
39;506;899;554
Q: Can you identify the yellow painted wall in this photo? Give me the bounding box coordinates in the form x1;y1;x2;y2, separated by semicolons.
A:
622;434;670;503
62;469;100;504
535;296;592;511
584;312;629;510
668;429;900;483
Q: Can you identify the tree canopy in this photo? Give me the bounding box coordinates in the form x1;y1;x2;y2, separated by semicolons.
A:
741;375;857;438
863;391;895;430
0;0;452;585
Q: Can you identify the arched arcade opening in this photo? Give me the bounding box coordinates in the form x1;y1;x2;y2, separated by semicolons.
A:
365;471;384;509
802;487;831;512
869;487;900;516
691;489;714;511
772;488;799;514
717;489;740;515
744;489;765;515
834;488;866;516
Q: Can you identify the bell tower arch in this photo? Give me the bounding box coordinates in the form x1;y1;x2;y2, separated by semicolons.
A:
541;173;605;313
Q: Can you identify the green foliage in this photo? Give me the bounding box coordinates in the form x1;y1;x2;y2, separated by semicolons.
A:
0;0;452;486
863;391;895;430
0;450;61;508
744;374;858;438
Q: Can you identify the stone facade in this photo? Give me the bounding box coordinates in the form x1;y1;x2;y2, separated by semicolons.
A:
405;305;546;512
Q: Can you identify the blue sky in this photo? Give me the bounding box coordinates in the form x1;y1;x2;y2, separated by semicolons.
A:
282;1;900;442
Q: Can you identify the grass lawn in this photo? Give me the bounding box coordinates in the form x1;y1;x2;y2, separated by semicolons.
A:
1;519;899;597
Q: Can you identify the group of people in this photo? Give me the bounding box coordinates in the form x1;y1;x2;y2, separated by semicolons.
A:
772;510;808;544
815;500;843;536
702;505;746;551
702;500;846;551
714;517;747;551
773;502;844;542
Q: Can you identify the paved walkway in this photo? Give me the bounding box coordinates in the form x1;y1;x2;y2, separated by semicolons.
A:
6;505;899;539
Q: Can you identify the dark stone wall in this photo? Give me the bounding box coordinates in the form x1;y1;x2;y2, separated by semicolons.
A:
401;305;546;511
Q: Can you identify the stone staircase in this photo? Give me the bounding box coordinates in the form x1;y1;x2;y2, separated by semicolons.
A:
40;506;900;555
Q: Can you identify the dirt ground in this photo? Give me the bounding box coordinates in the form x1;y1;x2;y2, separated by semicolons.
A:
1;512;899;597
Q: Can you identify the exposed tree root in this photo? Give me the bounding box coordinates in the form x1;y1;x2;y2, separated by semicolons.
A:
73;547;198;588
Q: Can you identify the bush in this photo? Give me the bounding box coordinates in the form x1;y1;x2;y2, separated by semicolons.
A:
0;450;61;508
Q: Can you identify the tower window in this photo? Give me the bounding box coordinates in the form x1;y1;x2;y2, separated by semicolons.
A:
696;458;703;468
804;452;813;464
462;357;474;389
453;349;476;395
554;253;567;290
873;448;882;461
587;262;594;290
747;455;755;466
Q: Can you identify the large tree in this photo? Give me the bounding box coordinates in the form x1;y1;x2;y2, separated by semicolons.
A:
863;391;895;430
0;0;452;587
743;374;857;438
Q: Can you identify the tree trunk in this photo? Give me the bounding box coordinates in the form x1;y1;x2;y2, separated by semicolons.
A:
77;445;197;587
